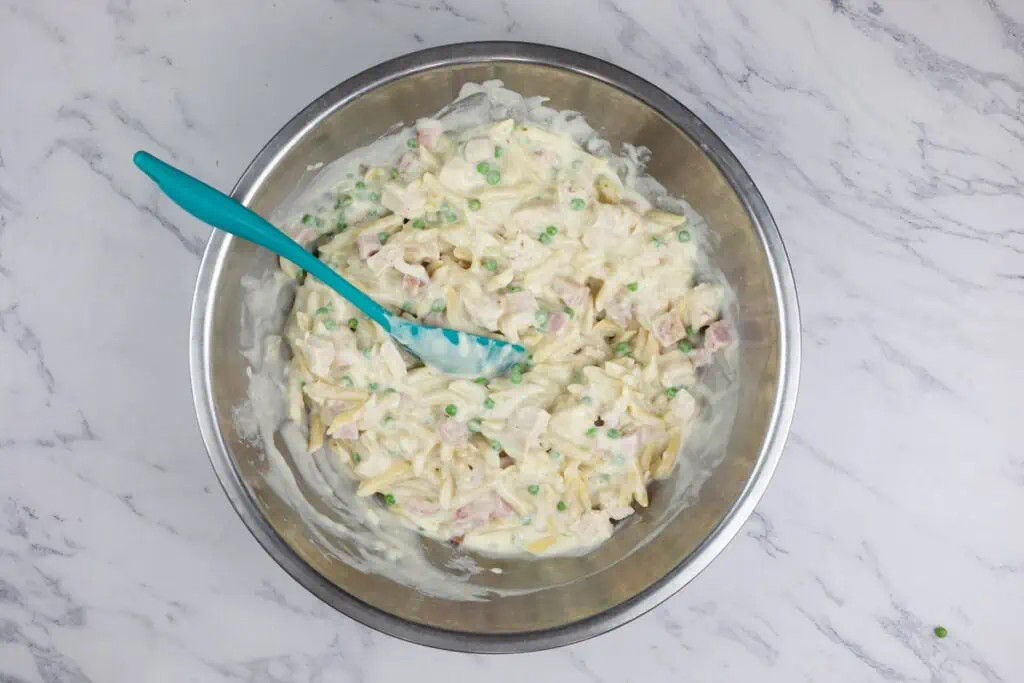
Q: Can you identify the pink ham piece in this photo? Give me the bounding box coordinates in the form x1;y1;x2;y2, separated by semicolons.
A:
651;312;685;347
552;277;588;309
291;226;318;247
547;310;569;335
397;151;417;171
403;274;425;297
439;418;469;447
415;120;443;151
604;297;634;327
357;231;383;259
451;493;514;535
703;320;732;353
332;422;360;441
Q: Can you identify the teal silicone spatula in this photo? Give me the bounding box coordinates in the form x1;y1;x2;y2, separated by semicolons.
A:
134;151;526;377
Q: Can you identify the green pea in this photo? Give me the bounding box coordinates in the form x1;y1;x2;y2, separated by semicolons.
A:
383;493;396;505
607;428;621;439
476;161;491;174
678;339;693;353
348;318;359;330
538;232;553;245
626;282;639;292
468;419;482;433
551;451;561;460
314;306;330;316
507;285;522;292
369;191;381;202
484;397;496;409
535;310;549;327
527;484;540;495
302;214;313;225
570;198;586;211
368;382;379;391
431;299;446;313
468;198;482;211
934;626;948;638
444;403;457;417
407;138;418;149
651;235;664;247
486;170;501;185
563;305;575;318
412;217;426;229
665;387;679;398
490;439;502;451
557;500;567;511
324;320;337;330
585;427;598;438
355;180;366;190
509;365;523;384
614;341;630;356
389;168;400;180
352;452;361;463
678;229;691;242
401;301;414;312
474;377;489;385
483;258;498;272
341;375;354;387
494;145;504;158
545;225;558;236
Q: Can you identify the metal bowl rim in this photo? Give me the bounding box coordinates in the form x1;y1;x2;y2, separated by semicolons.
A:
189;41;801;653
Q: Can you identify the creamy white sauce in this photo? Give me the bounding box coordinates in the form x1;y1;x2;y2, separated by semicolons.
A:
237;82;738;582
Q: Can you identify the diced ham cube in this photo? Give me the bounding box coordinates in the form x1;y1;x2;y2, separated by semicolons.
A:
439;418;469;447
397;151;417;171
552;277;588;309
604;297;634;327
423;312;446;327
547;311;569;335
292;226;318;247
357;232;383;259
403;274;425;297
451;493;514;534
332;422;360;441
416;120;443;151
651;312;685;347
703;320;732;353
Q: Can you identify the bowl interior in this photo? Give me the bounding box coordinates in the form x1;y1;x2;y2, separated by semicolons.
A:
201;57;786;646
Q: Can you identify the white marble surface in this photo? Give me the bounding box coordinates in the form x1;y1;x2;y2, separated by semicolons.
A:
1;0;1021;680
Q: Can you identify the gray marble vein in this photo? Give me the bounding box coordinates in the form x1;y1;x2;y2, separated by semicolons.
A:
0;0;1021;680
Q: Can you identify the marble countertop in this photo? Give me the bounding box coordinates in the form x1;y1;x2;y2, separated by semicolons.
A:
2;0;1021;680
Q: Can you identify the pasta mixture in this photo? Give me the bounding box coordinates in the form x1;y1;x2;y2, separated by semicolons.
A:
279;84;732;556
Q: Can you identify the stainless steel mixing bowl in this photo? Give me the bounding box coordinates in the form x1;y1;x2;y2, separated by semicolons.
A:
190;42;800;652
